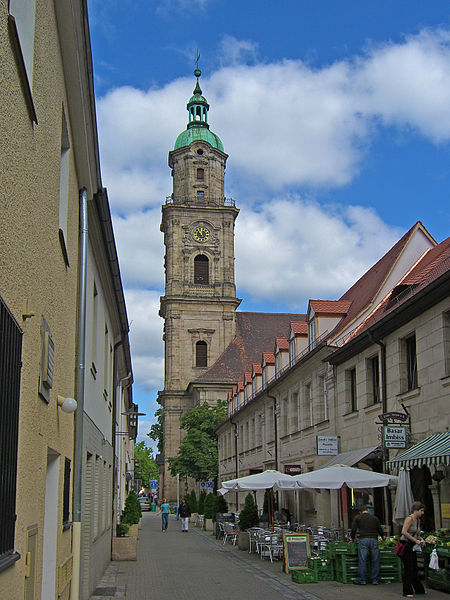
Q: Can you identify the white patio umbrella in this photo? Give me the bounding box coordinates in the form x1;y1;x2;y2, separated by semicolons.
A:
393;467;414;525
220;470;297;531
276;464;398;539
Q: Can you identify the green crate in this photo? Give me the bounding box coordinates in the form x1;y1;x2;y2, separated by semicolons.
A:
329;542;357;555
333;554;359;570
427;578;450;593
380;575;401;584
291;569;317;584
437;547;450;557
334;571;358;584
379;549;396;559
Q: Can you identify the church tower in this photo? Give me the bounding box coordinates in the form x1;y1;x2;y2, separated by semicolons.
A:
158;69;240;500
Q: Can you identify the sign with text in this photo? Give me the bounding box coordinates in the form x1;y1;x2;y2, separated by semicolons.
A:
317;435;339;455
284;464;302;475
283;533;311;573
383;426;407;448
200;481;214;492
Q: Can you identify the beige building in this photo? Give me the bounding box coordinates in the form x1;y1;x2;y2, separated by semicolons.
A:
217;224;450;531
0;2;133;599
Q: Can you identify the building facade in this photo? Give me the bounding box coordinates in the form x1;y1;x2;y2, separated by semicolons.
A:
217;224;450;530
158;70;240;500
0;2;133;599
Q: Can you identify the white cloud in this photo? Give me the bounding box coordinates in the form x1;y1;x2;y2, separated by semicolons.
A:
235;196;403;307
124;289;164;390
218;35;259;67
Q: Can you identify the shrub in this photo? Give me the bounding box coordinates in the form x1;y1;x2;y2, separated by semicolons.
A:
121;490;142;525
238;493;259;531
188;490;198;512
204;492;216;519
116;522;130;537
215;493;228;515
198;490;207;515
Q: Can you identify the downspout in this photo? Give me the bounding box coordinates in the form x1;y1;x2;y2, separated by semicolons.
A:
229;417;239;511
72;188;88;600
266;395;278;471
111;341;123;531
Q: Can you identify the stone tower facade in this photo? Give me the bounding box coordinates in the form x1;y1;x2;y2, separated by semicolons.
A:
158;71;240;500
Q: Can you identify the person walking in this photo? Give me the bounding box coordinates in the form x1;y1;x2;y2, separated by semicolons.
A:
158;498;170;532
350;506;384;585
400;501;426;597
178;497;191;532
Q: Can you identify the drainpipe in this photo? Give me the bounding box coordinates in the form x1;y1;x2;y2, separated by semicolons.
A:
230;417;239;511
71;188;88;600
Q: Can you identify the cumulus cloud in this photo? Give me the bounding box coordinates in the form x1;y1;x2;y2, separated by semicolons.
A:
235;197;403;307
124;289;164;391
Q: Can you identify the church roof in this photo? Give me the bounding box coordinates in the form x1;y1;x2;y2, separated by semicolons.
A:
196;311;305;382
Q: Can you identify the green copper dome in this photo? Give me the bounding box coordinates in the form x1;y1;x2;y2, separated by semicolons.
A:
174;70;224;152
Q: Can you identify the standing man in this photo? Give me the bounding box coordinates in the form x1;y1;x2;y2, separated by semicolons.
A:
158;498;170;532
350;506;384;585
178;497;192;532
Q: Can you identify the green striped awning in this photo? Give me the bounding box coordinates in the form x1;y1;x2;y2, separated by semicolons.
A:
387;432;450;471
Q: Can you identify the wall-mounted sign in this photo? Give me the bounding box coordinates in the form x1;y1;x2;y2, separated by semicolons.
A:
200;481;214;492
383;426;407;448
317;435;339;455
379;412;409;423
284;464;302;475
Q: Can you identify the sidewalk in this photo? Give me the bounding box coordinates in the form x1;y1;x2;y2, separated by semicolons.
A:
91;513;446;599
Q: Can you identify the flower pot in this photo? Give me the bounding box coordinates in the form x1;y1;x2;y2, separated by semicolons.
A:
128;524;139;538
111;535;137;561
204;518;214;531
238;531;249;551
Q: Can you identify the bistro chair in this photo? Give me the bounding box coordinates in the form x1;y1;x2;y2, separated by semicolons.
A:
223;522;238;545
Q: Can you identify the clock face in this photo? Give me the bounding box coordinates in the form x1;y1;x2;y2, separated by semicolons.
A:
193;226;210;243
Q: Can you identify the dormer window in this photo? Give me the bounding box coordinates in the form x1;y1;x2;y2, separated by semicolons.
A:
289;339;295;365
275;351;280;375
308;318;316;350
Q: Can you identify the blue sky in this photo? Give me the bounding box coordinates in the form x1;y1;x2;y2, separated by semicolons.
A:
87;0;450;451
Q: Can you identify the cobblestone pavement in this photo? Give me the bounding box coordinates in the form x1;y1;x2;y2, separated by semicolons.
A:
90;512;445;600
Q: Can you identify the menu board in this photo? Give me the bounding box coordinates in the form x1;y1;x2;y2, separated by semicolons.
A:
283;533;310;573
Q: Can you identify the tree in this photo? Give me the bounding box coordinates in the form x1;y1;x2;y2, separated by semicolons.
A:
133;441;158;487
148;407;163;453
168;401;227;482
238;493;259;531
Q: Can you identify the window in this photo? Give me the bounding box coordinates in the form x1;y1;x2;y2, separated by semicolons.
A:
38;317;54;403
262;366;266;387
194;254;209;284
196;190;205;202
282;397;288;435
318;375;328;421
195;341;207;367
275;351;280;374
445;312;450;376
63;458;71;527
0;294;22;567
290;392;299;430
196;168;204;180
405;335;418;390
8;0;38;122
90;282;98;378
369;356;380;404
308;318;316;350
58;108;70;265
347;368;357;412
289;338;295;365
304;384;313;428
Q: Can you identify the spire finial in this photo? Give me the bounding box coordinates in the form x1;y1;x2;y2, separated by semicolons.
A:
194;49;201;79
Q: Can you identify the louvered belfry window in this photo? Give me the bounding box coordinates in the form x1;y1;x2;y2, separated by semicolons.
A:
194;254;209;284
196;341;207;367
0;294;22;562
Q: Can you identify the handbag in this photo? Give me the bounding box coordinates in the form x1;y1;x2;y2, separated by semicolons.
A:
394;539;406;557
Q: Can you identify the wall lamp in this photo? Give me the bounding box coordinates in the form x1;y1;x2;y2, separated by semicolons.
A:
57;395;78;414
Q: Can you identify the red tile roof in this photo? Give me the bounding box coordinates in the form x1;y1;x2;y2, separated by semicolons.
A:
237;381;244;391
291;321;308;335
309;300;352;315
252;363;262;375
262;352;275;364
333;222;435;337
244;372;252;384
275;337;289;351
197;311;305;382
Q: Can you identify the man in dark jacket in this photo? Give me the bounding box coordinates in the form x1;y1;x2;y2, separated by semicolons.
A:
178;498;191;532
350;506;385;585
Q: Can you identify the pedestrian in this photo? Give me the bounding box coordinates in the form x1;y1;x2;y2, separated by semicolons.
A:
350;505;385;585
400;501;426;598
158;497;170;532
178;497;191;532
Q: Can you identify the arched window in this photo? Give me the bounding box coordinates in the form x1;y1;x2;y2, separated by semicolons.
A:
194;254;209;284
196;341;207;367
197;168;204;180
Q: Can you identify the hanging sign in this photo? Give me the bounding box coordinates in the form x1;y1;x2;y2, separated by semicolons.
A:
284;464;302;475
283;533;311;572
383;426;407;448
317;435;339;455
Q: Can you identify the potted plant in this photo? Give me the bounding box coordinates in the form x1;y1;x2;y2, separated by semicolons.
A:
197;490;206;526
238;493;259;550
188;490;198;522
112;491;141;560
203;492;215;531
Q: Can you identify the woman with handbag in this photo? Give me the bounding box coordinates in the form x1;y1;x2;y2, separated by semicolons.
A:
400;501;426;597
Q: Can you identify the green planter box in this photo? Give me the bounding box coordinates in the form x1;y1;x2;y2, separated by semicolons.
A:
291;569;317;584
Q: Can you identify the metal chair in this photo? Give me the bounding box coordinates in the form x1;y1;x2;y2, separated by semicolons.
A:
223;522;238;545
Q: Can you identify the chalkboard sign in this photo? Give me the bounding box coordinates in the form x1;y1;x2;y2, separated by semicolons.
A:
283;533;310;573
